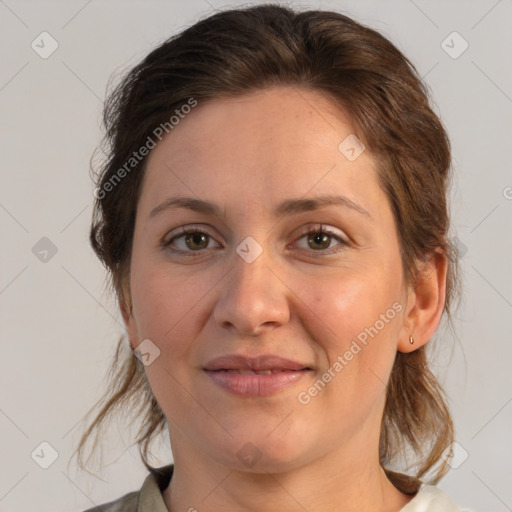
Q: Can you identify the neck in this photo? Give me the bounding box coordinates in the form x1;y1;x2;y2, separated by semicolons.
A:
163;439;412;512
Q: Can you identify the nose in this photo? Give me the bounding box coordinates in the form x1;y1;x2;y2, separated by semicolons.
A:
213;248;290;336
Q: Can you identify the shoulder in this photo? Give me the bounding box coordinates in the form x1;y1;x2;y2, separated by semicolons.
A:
81;465;174;512
82;491;139;512
401;484;466;511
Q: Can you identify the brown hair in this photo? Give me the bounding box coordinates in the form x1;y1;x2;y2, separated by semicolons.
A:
76;3;458;490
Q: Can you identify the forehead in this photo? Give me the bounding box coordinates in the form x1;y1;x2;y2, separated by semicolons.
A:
139;86;382;217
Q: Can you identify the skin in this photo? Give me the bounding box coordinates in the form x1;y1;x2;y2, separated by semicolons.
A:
122;86;447;512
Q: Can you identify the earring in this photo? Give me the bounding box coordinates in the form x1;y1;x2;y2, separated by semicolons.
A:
409;335;414;345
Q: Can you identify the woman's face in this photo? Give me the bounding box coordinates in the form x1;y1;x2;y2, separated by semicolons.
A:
124;86;413;472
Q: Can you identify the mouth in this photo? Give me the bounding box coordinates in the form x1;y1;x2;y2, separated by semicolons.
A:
204;355;313;397
211;368;306;375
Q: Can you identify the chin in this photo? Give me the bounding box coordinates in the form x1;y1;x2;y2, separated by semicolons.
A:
211;432;315;474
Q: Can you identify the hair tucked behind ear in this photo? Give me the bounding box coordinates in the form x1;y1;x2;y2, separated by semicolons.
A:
74;3;459;489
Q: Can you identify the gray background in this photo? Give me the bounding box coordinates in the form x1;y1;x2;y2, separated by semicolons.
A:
0;1;511;511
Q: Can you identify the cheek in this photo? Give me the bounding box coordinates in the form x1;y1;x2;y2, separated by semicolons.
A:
302;269;402;375
295;274;401;433
130;263;210;358
129;267;212;413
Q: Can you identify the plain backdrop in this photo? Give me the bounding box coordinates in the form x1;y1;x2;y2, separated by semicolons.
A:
1;1;511;511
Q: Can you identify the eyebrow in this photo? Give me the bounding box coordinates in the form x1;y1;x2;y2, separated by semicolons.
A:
149;194;371;219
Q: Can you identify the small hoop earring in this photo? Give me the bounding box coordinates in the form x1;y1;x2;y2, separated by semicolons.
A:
409;335;414;345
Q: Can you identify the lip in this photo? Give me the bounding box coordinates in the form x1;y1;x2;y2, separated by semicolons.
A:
204;355;312;397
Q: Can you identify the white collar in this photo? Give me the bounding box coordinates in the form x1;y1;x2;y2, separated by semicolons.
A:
400;484;463;511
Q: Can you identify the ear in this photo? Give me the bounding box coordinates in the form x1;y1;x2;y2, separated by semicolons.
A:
397;251;447;353
119;277;139;351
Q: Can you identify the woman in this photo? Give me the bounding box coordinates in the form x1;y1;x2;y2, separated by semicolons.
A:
77;4;463;511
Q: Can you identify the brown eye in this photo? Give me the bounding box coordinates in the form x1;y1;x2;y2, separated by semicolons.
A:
185;232;209;250
294;225;347;256
165;227;221;253
307;232;332;250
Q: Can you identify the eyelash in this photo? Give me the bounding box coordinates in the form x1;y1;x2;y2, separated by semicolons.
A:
163;224;348;258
